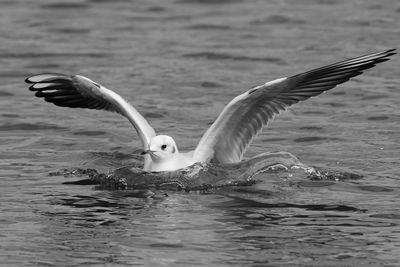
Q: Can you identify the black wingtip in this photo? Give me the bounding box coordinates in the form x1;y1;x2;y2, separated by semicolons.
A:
367;48;396;67
24;77;32;84
28;84;38;91
380;48;396;58
25;73;71;84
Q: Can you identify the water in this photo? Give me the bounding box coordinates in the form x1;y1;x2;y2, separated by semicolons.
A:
1;0;399;266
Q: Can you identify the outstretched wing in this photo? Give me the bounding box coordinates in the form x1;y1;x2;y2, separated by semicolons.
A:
26;74;156;149
193;49;396;163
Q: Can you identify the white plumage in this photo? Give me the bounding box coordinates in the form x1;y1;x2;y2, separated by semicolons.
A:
26;49;396;172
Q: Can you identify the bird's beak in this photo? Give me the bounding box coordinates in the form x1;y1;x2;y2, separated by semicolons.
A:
141;150;154;155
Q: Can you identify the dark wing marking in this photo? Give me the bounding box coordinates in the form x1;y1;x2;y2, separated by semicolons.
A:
193;49;396;163
26;73;156;148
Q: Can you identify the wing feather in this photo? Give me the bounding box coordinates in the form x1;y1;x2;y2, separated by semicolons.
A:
194;49;396;163
26;73;156;149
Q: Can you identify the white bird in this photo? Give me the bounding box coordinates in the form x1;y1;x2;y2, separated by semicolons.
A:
26;49;395;172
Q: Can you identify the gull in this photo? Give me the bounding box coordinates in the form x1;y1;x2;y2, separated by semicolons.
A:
26;49;395;172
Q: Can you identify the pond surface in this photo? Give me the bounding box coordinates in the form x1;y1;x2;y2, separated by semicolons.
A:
1;0;399;266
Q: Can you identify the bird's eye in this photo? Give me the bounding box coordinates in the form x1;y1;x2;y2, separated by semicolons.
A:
161;144;167;150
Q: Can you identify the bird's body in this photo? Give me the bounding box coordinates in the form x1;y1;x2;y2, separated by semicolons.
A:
146;150;196;172
143;135;196;172
26;49;396;172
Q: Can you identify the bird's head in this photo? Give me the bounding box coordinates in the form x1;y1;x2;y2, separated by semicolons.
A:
142;135;178;162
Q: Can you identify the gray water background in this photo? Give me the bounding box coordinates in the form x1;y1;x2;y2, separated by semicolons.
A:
0;0;399;266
